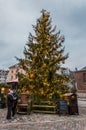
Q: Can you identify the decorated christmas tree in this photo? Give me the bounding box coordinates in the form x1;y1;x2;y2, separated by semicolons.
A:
17;9;70;101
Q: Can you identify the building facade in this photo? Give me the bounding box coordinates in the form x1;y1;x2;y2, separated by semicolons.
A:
73;67;86;97
0;70;9;83
7;64;25;83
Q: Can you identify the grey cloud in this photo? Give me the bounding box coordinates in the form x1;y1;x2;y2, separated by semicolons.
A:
68;5;86;34
0;0;86;70
0;40;7;47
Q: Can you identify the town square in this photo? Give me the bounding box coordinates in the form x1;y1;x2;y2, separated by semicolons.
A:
0;0;86;130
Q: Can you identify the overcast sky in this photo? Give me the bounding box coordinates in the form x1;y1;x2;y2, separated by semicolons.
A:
0;0;86;70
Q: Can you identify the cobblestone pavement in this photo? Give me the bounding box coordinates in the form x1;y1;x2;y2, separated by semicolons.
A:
0;99;86;130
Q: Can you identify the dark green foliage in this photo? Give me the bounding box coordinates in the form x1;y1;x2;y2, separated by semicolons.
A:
17;9;70;101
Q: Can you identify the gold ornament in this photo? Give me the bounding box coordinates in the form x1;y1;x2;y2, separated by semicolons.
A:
43;63;46;67
71;95;75;100
30;73;34;79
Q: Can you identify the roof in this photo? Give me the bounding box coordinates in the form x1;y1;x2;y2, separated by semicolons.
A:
80;66;86;71
9;63;19;69
63;93;73;96
7;79;18;83
74;66;86;73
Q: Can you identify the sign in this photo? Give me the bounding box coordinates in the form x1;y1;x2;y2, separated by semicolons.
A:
59;99;68;114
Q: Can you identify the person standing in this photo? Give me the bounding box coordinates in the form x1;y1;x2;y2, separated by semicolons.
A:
12;89;19;117
6;90;14;120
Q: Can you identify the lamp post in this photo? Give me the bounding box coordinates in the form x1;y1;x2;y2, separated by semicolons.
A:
1;87;5;93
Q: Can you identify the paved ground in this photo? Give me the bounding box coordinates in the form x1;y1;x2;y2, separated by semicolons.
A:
0;98;86;130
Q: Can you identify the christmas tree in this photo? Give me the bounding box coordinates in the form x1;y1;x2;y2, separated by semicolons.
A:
17;9;69;101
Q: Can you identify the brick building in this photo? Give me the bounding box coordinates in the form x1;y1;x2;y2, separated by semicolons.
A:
73;67;86;97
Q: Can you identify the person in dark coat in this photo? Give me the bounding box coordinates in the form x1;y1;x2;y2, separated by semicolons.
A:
12;89;19;117
6;90;14;120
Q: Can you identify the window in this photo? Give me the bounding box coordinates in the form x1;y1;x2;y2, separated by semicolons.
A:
83;73;86;82
11;76;13;80
11;70;13;73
